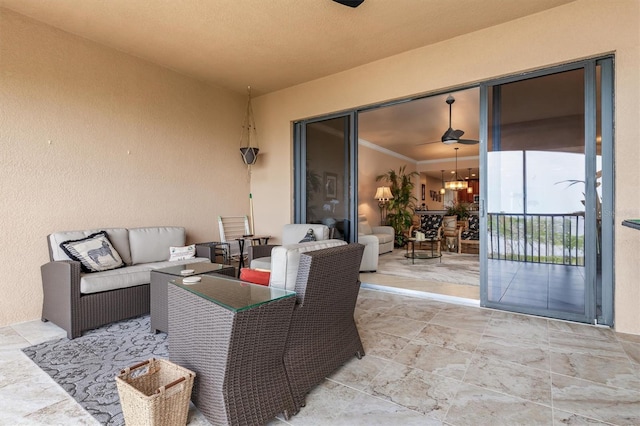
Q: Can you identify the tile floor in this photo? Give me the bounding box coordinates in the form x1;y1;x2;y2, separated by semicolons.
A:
2;288;640;425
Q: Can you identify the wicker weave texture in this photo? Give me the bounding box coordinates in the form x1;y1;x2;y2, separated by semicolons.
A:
41;260;150;339
283;243;365;410
168;284;296;426
116;358;195;426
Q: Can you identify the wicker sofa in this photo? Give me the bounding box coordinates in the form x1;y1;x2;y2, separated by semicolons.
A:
41;226;209;339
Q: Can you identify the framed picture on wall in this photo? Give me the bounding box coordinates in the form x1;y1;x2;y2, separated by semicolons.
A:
324;172;337;199
473;194;480;203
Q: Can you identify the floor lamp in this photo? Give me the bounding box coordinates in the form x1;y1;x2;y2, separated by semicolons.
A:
375;186;393;225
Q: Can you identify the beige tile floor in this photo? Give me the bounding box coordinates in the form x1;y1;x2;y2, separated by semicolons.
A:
2;288;640;425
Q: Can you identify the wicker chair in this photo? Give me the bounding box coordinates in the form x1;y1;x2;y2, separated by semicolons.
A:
283;243;365;412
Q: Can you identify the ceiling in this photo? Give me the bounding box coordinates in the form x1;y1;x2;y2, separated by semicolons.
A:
1;0;577;178
358;88;480;170
0;0;575;96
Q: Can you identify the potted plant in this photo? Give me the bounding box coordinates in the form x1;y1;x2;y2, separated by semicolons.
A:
446;201;471;221
376;165;419;247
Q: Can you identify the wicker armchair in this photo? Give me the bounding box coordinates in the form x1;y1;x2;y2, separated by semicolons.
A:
283;243;365;412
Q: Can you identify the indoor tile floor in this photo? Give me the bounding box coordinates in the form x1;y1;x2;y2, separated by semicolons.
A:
2;288;640;425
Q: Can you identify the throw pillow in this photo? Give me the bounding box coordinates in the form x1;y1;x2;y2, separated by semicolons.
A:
299;228;316;243
59;231;125;273
239;268;271;286
169;244;196;261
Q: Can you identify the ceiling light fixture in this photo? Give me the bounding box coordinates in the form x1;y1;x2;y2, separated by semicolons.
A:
444;148;468;190
467;168;473;193
440;170;446;195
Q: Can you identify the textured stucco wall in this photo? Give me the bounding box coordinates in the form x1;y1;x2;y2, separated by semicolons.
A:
253;0;640;334
0;9;248;326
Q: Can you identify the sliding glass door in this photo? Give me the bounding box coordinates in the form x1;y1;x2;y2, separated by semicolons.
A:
294;113;358;242
480;58;613;324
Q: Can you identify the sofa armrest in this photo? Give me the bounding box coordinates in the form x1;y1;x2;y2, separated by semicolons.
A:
41;260;82;338
248;244;278;264
371;225;394;236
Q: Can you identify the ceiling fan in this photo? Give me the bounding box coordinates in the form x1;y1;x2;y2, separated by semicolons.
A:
332;0;365;8
441;95;478;145
418;95;479;146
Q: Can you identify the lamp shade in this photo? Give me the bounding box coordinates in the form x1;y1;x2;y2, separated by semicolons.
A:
375;186;393;201
444;180;468;190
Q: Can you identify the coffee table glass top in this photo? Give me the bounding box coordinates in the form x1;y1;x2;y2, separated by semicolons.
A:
170;275;294;312
154;262;233;276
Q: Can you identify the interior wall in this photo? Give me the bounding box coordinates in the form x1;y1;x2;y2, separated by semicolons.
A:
357;143;417;227
422;174;446;210
252;0;640;334
0;9;248;326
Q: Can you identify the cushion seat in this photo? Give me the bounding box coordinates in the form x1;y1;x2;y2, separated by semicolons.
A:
250;256;272;270
80;257;209;294
372;233;394;245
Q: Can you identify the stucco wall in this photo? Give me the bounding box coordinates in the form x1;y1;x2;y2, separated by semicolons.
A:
0;9;248;326
252;0;640;334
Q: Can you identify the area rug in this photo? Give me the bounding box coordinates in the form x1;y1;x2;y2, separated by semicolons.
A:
22;315;167;426
376;248;480;286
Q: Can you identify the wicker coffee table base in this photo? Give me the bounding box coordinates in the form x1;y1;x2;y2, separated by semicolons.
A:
168;284;296;426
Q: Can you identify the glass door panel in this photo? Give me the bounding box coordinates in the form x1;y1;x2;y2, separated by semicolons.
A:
294;114;356;242
484;68;594;322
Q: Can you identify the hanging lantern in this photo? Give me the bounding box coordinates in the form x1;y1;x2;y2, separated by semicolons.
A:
239;86;259;166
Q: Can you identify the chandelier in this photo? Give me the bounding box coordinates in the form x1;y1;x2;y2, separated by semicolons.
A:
444;147;468;190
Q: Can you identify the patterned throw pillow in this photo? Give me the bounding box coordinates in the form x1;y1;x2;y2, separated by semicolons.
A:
169;244;196;261
468;215;480;231
59;231;125;273
299;228;316;243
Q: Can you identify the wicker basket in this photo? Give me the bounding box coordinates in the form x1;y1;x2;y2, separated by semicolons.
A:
115;358;195;426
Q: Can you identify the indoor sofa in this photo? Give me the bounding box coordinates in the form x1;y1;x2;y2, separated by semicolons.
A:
41;226;209;338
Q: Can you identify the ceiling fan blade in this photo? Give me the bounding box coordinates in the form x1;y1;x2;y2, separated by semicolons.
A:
457;138;479;145
416;140;441;146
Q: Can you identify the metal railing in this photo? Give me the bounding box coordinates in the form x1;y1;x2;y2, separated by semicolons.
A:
487;213;585;266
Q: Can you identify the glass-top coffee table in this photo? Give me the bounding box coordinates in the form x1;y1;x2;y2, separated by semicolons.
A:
150;262;235;333
405;237;442;264
168;275;296;425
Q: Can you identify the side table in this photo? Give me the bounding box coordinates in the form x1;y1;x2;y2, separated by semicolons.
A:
168;275;296;425
195;242;231;264
150;262;235;333
405;237;442;264
235;235;271;277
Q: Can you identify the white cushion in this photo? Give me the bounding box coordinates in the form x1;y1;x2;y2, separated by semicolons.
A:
281;224;330;245
79;257;210;294
80;264;153;294
358;216;373;235
250;256;272;270
129;227;186;265
372;233;394;244
269;239;347;291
